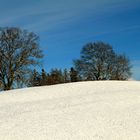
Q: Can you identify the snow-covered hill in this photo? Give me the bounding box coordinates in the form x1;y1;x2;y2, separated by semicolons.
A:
0;81;140;140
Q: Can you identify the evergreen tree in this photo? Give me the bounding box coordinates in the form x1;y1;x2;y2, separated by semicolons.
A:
70;67;78;82
41;69;47;85
63;68;70;83
29;69;41;87
46;69;64;85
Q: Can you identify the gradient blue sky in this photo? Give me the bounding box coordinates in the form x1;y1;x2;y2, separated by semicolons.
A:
0;0;140;80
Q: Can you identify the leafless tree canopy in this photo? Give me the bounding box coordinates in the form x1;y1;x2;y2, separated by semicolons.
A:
74;42;131;80
0;27;43;90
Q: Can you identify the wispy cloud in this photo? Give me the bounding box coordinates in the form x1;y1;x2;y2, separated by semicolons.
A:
0;0;140;78
0;0;140;33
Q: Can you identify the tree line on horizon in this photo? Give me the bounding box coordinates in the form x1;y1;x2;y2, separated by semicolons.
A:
0;27;132;90
28;67;79;87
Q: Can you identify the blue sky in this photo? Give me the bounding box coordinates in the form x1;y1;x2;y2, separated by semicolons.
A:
0;0;140;80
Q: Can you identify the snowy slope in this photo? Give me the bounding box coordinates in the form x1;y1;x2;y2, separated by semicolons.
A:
0;81;140;140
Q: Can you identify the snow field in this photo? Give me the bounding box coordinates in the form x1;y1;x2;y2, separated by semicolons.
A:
0;81;140;140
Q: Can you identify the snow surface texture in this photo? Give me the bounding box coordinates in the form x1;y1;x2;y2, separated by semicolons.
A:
0;81;140;140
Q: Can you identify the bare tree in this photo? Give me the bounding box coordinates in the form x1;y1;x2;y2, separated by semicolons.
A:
111;54;132;80
0;27;43;90
74;41;131;80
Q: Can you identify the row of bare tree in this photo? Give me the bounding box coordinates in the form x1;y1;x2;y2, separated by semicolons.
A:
0;27;131;90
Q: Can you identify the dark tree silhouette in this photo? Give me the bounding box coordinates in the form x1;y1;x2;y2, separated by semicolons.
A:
74;41;131;80
70;67;78;82
111;54;132;80
63;68;70;83
41;69;47;86
46;69;64;85
29;69;41;87
0;27;43;90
